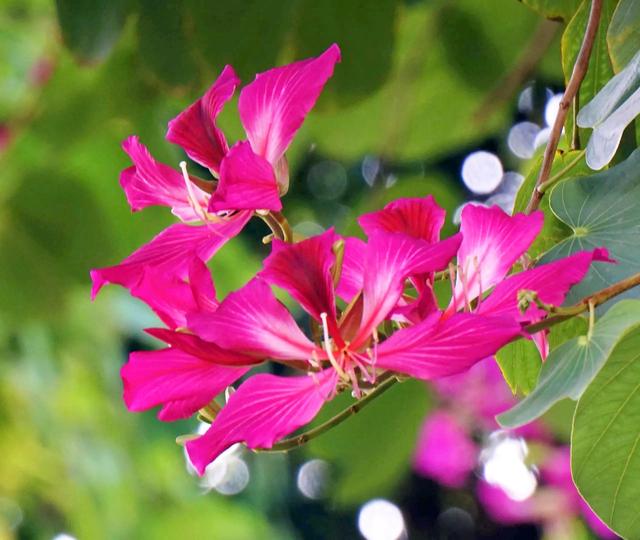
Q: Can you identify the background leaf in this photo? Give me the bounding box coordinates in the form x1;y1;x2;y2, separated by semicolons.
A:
54;0;132;63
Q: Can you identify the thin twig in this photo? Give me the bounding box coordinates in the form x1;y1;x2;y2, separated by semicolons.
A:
526;0;603;213
256;374;399;453
525;270;640;334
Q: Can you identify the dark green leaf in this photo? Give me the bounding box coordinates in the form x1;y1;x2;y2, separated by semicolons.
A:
571;324;640;539
55;0;132;63
186;0;294;82
291;0;398;106
137;0;199;89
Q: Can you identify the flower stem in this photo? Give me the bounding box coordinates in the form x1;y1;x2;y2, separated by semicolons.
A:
258;211;293;243
526;0;603;214
525;271;640;334
256;374;400;453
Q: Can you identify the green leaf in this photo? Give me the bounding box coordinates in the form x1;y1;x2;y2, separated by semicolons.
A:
306;379;429;506
496;339;541;395
571;324;640;539
185;0;294;83
561;0;616;138
513;150;590;259
542;149;640;304
137;0;199;89
306;0;542;161
607;0;640;72
291;0;398;106
498;299;640;427
520;0;582;22
54;0;133;63
496;316;587;396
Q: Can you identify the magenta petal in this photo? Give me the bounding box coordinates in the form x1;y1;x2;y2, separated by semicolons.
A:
451;205;544;311
90;214;251;299
376;312;521;380
479;248;611;321
238;44;341;165
131;268;200;329
208;141;281;212
188;278;317;361
186;370;336;474
145;328;260;366
188;257;219;314
359;196;446;243
261;229;337;322
414;411;477;487
120;136;208;221
122;348;249;421
354;232;462;346
166;65;240;173
336;237;367;302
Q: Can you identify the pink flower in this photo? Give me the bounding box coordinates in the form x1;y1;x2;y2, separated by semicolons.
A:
180;228;520;474
360;198;611;359
119;257;262;422
91;45;341;298
413;411;478;488
116;195;607;477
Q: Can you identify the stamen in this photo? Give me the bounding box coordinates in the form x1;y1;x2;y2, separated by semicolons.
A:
320;312;347;380
347;367;362;398
179;161;209;222
309;350;321;370
458;264;471;312
473;255;483;312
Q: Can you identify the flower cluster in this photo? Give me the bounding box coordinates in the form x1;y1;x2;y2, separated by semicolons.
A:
91;44;608;476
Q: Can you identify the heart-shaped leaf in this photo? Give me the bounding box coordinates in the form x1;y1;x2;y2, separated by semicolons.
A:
542;149;640;304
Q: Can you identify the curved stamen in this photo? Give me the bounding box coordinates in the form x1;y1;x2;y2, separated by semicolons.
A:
320;312;348;380
179;161;209;222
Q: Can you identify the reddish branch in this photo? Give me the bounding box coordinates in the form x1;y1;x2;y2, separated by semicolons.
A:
526;0;603;213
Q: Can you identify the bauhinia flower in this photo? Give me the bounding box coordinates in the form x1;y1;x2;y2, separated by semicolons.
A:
359;198;611;358
114;196;609;476
90;44;341;298
131;225;519;474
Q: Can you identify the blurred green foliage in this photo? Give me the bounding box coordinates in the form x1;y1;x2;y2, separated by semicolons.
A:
2;0;622;538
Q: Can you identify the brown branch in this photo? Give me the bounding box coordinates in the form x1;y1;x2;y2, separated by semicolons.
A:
525;271;640;334
526;0;603;213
